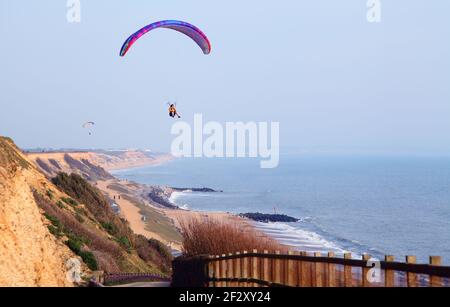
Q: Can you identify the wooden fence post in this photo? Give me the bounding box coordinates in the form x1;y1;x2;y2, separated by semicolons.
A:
406;256;417;287
263;250;270;286
287;251;297;286
274;251;282;285
208;256;214;287
221;254;227;287
362;254;371;287
314;252;324;287
215;255;221;287
300;252;310;287
344;253;353;287
252;249;259;287
430;256;442;287
384;255;395;287
227;253;234;287
235;252;241;287
327;252;336;287
242;251;249;287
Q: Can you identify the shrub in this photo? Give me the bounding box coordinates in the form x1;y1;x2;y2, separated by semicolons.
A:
61;197;78;207
44;213;62;229
75;213;85;223
79;251;98;271
66;238;82;254
180;217;286;256
101;222;118;235
116;237;132;251
46;189;54;200
56;200;66;209
48;225;62;238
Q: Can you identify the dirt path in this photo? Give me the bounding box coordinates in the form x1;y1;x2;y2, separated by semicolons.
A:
96;180;168;244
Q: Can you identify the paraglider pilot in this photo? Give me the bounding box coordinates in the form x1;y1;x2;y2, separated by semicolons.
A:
169;104;181;119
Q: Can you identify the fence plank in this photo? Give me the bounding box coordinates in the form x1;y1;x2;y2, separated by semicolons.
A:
252;249;259;287
287;251;297;286
430;256;442;287
384;255;395;287
362;254;371;287
221;254;228;287
406;256;417;287
242;251;249;287
327;252;336;287
344;253;353;287
300;252;311;287
263;250;271;285
208;256;214;287
314;252;324;287
227;253;234;287
273;251;282;284
234;252;241;287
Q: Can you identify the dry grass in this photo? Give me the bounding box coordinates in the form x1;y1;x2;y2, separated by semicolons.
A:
180;217;286;256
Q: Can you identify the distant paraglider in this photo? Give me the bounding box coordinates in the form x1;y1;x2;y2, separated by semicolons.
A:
120;20;211;57
82;121;95;135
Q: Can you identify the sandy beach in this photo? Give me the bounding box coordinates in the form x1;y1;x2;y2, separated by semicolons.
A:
95;175;258;253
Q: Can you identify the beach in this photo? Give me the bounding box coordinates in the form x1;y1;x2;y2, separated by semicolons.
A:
94;176;259;253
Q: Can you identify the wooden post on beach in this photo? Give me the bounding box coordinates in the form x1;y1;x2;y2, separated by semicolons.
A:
344;253;353;287
429;256;442;287
274;251;282;285
314;252;324;287
287;251;296;286
252;249;259;287
406;256;417;287
384;255;395;287
227;253;234;287
327;252;336;287
362;254;371;287
234;252;241;287
263;250;270;286
221;254;228;287
242;251;249;287
300;252;310;287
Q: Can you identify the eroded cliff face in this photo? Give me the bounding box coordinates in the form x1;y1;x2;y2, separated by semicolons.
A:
0;137;73;287
26;150;173;179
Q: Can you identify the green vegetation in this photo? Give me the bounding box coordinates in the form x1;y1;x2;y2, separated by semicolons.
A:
116;236;132;251
56;200;66;209
46;189;54;200
101;222;118;236
61;197;78;207
66;237;98;270
49;173;173;273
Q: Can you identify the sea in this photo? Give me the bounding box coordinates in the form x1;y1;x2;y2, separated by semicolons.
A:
111;154;450;264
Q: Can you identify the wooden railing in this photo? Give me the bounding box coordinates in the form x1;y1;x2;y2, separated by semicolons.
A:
172;250;450;287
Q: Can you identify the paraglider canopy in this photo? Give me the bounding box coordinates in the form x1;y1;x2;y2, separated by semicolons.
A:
120;20;211;57
82;121;95;128
82;122;95;135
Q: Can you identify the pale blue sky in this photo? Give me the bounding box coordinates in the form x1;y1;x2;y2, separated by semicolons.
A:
0;1;449;154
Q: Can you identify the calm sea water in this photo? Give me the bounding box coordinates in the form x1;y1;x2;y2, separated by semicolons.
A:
112;155;450;264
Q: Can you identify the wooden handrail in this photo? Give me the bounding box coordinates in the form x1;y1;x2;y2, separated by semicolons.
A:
207;253;450;278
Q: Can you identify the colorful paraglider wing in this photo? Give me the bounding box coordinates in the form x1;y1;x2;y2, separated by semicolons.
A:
120;20;211;57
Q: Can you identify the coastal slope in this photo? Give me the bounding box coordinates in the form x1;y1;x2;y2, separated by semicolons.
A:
0;137;74;286
0;137;173;286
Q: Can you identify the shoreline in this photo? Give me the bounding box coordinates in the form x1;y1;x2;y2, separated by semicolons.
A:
95;159;260;253
98;159;350;256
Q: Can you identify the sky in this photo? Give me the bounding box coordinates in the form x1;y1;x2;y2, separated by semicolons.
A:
0;0;449;154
